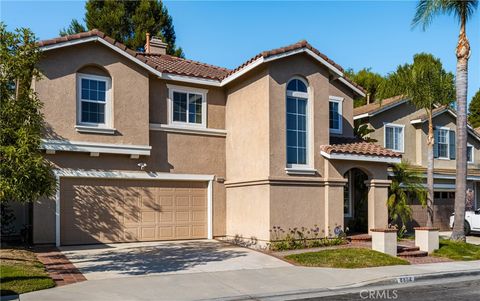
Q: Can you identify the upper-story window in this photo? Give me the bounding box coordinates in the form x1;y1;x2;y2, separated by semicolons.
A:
467;144;474;163
384;123;404;152
329;96;343;134
286;78;309;166
167;84;207;128
434;127;455;160
77;73;112;128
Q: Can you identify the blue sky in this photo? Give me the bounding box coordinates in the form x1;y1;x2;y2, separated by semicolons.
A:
2;0;479;102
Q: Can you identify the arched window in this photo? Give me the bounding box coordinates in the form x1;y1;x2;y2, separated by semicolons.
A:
286;78;309;166
76;65;113;131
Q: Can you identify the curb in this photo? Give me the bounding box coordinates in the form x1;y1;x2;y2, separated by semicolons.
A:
365;269;480;287
203;268;480;301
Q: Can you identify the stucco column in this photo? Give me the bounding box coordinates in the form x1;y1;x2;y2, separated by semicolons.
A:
324;178;347;237
365;179;391;235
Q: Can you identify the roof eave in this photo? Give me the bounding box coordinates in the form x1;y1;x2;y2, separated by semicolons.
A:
320;150;401;164
353;98;408;120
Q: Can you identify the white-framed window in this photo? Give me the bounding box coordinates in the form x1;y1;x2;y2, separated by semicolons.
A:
77;73;112;128
286;78;309;167
384;123;404;152
329;96;343;134
467;144;474;164
436;127;450;159
167;84;207;128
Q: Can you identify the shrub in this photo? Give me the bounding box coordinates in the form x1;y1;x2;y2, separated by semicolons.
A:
268;225;346;251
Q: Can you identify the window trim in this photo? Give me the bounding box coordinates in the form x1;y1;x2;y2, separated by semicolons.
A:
383;123;405;153
167;84;208;129
76;73;113;129
436;126;450;160
467;143;474;164
285;77;313;169
329;96;344;135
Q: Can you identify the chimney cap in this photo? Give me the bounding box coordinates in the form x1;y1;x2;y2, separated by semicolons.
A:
147;36;168;55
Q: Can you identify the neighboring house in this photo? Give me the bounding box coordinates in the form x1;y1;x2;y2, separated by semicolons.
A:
25;30;402;246
354;96;480;230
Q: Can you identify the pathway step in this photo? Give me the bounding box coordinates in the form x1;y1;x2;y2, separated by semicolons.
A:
348;234;372;242
397;246;420;252
397;250;428;257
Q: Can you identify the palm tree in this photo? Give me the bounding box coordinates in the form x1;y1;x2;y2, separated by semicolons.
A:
388;161;427;233
413;0;478;241
379;53;455;228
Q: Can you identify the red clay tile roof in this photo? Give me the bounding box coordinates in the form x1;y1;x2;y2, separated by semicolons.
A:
37;29;231;81
353;95;407;117
136;52;230;80
320;137;402;158
226;40;365;93
38;30;364;92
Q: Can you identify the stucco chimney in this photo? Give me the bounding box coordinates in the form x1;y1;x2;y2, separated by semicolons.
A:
148;36;168;55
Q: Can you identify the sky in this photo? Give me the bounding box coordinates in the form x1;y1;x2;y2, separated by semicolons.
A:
1;0;479;103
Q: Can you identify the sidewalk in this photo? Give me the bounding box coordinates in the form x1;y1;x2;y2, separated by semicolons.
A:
20;260;480;301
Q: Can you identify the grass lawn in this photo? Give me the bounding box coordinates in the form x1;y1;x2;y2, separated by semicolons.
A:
285;248;410;268
433;239;480;261
0;248;55;296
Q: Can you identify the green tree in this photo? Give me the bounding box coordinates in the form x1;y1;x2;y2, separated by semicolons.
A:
381;53;455;228
353;123;377;143
345;68;385;107
388;161;427;234
60;0;184;57
413;0;478;242
468;89;480;128
0;24;56;206
59;19;87;36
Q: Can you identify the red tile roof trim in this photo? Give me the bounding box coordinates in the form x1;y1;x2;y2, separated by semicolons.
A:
38;30;365;93
320;137;401;158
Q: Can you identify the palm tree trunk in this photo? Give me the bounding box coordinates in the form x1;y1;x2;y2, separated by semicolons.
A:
451;19;470;242
426;109;434;227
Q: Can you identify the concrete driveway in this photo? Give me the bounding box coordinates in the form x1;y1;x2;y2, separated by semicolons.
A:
60;240;290;280
440;232;480;245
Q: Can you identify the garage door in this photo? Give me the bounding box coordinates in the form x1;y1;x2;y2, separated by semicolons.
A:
60;178;207;245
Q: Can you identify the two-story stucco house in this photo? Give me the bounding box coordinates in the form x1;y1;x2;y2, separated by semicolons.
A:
354;96;480;229
26;30;402;246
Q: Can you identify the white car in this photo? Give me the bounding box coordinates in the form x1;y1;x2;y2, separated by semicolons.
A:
450;209;480;235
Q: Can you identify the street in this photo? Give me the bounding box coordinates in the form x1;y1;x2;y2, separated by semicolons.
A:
300;277;480;301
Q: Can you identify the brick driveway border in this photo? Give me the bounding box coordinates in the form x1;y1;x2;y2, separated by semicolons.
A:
34;246;86;286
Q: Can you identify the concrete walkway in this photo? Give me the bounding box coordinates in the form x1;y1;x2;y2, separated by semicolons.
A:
21;260;480;301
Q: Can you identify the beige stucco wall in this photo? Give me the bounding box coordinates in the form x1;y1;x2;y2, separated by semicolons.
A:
37;42;150;146
270;184;326;235
225;67;270;181
225;184;270;242
33;196;56;244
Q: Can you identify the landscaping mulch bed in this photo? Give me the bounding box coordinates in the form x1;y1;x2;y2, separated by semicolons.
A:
34;246;86;286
